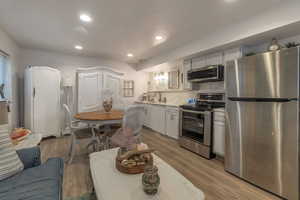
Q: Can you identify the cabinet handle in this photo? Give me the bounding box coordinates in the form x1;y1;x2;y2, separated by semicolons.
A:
33;88;36;98
7;103;10;113
181;73;183;84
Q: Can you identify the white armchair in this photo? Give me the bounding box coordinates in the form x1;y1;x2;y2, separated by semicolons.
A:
110;105;146;149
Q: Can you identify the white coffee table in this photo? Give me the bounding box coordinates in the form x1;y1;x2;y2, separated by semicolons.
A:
90;148;205;200
14;134;42;150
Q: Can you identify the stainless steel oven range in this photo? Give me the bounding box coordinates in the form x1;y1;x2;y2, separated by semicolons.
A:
179;93;224;159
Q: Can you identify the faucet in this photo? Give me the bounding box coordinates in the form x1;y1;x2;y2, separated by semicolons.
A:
158;92;162;102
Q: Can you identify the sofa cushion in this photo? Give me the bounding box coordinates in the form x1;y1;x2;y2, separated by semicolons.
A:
0;124;24;181
16;147;41;170
0;157;64;200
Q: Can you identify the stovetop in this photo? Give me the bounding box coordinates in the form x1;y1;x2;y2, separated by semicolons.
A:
181;93;225;111
180;102;225;111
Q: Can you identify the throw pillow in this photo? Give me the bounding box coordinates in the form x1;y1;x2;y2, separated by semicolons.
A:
0;124;24;180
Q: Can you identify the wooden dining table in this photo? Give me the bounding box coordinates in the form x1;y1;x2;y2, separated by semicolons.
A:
74;110;124;150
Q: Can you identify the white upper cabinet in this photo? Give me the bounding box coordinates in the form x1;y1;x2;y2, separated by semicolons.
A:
223;48;242;63
191;56;206;69
181;60;192;90
205;52;223;66
147;73;154;92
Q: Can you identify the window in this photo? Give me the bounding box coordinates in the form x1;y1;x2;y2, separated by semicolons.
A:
123;80;134;97
0;52;9;100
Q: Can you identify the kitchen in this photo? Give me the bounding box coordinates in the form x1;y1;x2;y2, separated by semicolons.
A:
136;36;300;200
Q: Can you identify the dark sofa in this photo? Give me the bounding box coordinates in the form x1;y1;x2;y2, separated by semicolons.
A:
0;147;64;200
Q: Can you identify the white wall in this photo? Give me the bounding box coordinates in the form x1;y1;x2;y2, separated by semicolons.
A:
137;0;300;69
0;27;20;129
19;48;147;125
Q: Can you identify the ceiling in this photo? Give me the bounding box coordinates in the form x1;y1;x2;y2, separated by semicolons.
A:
0;0;283;63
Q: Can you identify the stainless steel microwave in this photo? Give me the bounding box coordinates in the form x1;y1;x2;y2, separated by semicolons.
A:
187;65;224;83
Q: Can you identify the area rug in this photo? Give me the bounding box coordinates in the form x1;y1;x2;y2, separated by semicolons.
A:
65;193;97;200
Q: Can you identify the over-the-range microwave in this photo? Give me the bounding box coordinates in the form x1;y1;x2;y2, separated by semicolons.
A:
187;65;224;83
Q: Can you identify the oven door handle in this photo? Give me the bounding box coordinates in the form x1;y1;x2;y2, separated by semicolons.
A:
181;109;207;114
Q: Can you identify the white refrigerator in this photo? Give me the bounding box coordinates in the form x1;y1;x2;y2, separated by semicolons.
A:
24;66;61;138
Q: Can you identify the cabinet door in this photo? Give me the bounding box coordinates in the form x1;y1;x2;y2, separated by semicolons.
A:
151;106;166;134
166;110;179;139
181;60;192;90
213;110;225;156
144;105;151;127
213;121;225;156
205;52;223;65
103;72;123;109
149;105;156;130
224;48;242;63
149;105;158;132
147;73;154;92
78;72;102;112
191;56;206;69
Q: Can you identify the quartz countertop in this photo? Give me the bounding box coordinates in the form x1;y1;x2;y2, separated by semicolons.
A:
135;101;181;107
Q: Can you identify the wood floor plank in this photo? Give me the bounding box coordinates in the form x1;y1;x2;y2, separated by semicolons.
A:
40;128;280;200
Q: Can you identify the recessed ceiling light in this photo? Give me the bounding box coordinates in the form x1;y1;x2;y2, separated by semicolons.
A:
80;14;92;22
155;35;163;40
224;0;237;3
75;45;83;50
127;53;133;57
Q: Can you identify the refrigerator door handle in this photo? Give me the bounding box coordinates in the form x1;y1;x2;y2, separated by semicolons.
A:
228;97;298;102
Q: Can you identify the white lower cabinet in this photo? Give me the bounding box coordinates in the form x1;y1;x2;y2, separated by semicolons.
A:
150;105;166;134
144;104;152;127
213;109;225;156
165;108;179;139
142;104;179;139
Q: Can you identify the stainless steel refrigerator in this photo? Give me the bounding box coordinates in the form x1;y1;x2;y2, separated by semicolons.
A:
225;47;299;200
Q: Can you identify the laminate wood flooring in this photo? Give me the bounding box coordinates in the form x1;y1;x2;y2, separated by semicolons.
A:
40;128;280;200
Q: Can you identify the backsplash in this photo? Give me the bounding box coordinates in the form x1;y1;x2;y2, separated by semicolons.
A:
196;81;225;92
161;91;198;105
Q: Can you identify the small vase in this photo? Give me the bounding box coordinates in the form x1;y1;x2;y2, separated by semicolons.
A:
142;165;160;195
103;98;113;112
268;38;281;51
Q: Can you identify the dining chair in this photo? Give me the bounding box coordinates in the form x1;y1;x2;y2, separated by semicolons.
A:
63;104;88;164
110;105;146;149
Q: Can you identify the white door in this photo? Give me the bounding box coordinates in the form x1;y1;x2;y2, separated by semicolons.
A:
32;67;61;137
78;72;102;112
103;72;122;109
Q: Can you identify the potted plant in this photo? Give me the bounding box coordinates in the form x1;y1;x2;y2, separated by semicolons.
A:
285;42;300;49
